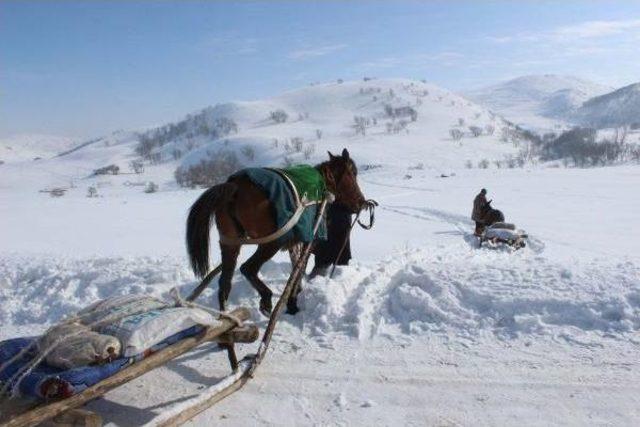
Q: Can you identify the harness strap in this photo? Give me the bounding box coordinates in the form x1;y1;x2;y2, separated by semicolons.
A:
219;169;330;246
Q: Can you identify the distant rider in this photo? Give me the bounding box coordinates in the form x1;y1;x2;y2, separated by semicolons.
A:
472;188;488;236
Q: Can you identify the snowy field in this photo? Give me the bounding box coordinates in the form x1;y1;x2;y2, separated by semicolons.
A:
1;78;639;425
1;165;639;426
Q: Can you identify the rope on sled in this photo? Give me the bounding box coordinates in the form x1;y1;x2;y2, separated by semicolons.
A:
0;291;243;400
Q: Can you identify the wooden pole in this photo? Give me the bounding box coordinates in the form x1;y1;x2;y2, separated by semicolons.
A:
1;308;251;427
148;196;330;427
186;264;222;302
248;197;329;376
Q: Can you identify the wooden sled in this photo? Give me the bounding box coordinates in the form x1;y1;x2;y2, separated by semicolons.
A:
1;197;329;427
0;308;258;427
478;222;528;250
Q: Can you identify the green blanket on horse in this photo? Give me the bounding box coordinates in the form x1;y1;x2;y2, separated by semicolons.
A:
231;165;327;244
280;164;326;203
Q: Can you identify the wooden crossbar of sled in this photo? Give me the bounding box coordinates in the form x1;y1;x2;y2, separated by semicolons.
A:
0;308;258;427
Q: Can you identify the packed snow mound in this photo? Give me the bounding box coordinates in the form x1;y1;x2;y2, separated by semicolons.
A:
575;82;640;128
2;249;638;347
0;134;77;163
466;74;611;130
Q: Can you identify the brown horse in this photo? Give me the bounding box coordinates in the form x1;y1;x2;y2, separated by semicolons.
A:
186;148;366;316
480;200;505;228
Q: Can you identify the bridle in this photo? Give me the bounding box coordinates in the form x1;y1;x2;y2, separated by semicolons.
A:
324;160;360;208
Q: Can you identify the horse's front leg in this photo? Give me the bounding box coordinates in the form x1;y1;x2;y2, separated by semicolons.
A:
286;242;305;315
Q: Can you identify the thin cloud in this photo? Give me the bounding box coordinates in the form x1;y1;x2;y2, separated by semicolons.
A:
487;18;640;45
288;44;347;60
358;51;465;70
553;19;640;40
197;34;259;58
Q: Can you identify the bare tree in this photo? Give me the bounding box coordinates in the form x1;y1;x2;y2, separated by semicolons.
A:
241;145;256;161
354;116;369;136
449;129;463;141
291;137;304;152
484;124;495;136
129;160;144;174
303;143;315;160
468;126;483;137
171;149;183;161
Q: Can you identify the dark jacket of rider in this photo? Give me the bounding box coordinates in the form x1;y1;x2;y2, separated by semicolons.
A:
311;202;352;277
471;189;488;222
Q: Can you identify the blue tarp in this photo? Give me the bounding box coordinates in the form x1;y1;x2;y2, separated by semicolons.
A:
0;325;202;399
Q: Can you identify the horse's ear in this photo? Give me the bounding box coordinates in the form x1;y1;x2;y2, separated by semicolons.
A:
328;151;336;160
341;148;350;160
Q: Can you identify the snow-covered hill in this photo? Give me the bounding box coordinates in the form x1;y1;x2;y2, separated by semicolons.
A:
466;75;612;131
1;78;526;194
0;134;77;163
575;82;640;128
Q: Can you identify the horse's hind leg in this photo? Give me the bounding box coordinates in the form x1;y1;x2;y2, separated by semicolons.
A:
240;242;281;316
218;243;240;311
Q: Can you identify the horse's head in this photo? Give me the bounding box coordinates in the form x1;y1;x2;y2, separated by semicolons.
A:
319;148;366;213
479;199;493;219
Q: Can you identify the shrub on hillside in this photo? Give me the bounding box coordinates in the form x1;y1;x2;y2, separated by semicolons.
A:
93;164;120;175
175;150;243;188
540;127;637;167
270;109;288;123
135;114;238;159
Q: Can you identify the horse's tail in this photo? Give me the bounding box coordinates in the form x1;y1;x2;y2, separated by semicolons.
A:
186;182;237;278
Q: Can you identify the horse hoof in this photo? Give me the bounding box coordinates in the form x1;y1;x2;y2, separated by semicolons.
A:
259;307;271;317
259;299;272;317
286;304;300;315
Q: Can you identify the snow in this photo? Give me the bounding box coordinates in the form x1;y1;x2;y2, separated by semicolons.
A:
1;78;640;425
0;134;77;163
466;74;612;131
576;83;640;128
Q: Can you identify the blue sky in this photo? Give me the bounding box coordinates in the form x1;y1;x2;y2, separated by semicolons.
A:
2;1;639;138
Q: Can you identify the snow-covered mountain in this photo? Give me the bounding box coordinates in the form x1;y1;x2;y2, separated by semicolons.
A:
0;134;77;163
5;78;526;192
465;75;612;131
575;82;640;128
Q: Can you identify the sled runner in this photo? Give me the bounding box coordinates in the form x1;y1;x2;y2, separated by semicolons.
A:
478;222;528;250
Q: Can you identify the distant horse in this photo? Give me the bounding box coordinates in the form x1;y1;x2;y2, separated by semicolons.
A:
480;200;505;228
186;149;366;316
